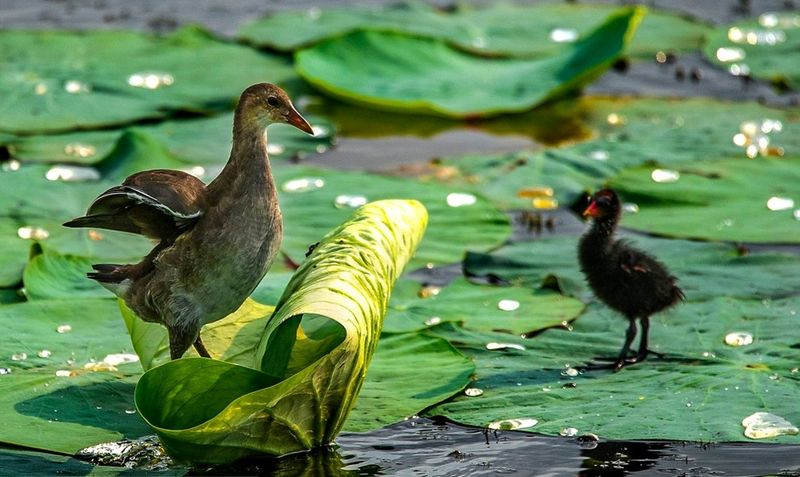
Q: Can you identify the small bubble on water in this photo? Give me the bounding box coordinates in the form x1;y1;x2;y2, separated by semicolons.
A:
497;299;520;312
56;324;72;334
724;331;753;346
576;433;600;449
11;352;27;361
464;388;484;397
487;418;538;431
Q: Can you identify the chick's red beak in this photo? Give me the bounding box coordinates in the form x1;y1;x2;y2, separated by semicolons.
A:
285;107;314;135
582;201;600;218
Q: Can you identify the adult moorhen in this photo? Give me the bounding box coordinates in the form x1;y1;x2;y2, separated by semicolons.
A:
65;83;314;359
578;189;684;371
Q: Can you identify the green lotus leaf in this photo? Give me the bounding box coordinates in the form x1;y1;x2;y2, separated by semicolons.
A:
427;296;800;443
0;447;187;477
295;8;643;118
428;97;800;211
134;200;430;462
704;14;800;88
22;244;106;300
0;220;29;288
241;3;707;59
609;157;800;243
274;166;509;269
0;26;294;134
4;113;334;166
464;234;800;302
0;299;152;455
384;277;585;335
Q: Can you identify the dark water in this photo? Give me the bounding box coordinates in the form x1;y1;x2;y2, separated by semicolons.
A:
189;417;800;476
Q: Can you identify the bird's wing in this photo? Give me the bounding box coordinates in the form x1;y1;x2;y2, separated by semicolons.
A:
615;240;655;275
64;169;207;240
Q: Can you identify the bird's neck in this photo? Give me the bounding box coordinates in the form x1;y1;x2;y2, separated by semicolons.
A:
208;115;275;202
579;215;618;259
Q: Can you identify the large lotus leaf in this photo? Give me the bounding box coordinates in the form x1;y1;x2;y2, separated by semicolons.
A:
464;234;800;302
133;200;430;463
5;113;334;166
0;299;152;454
295;8;643;118
384;278;584;335
428;97;800;211
274;166;509;269
427;296;800;443
22;245;106;300
241;3;707;59
0;26;294;134
609;157;800;243
0;220;29;287
704;14;800;88
0;448;187;477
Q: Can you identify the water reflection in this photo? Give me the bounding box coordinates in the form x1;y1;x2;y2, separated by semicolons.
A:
308;96;593;146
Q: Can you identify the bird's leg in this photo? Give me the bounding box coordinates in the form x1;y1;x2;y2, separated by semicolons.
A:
631;316;664;363
193;336;211;358
611;319;638;372
168;326;195;360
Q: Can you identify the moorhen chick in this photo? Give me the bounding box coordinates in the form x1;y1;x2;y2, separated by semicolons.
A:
578;189;684;371
65;83;314;359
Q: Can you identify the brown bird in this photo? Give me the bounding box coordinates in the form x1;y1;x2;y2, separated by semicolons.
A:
65;83;314;359
578;189;684;371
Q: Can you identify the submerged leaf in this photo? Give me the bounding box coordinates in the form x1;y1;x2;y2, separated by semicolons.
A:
134;200;429;462
295;8;643;117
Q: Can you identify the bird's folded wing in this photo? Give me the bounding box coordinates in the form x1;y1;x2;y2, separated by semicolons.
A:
65;169;207;240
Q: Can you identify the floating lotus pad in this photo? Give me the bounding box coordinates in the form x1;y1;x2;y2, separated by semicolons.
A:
0;26;294;134
241;2;708;59
426;97;800;211
4;113;334;166
295;8;643;118
464;234;800;302
384;278;584;335
427;296;800;443
704;13;800;88
610;157;800;243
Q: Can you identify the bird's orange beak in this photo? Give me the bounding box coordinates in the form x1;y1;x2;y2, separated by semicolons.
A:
285;107;314;135
582;201;600;218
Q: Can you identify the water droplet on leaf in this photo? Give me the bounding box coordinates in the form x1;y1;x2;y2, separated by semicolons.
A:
0;368;11;375
650;169;680;183
497;299;520;312
37;350;52;358
334;194;367;209
766;196;794;211
127;72;174;90
45;165;100;182
446;193;477;207
424;316;442;326
724;331;753;346
18;226;49;240
11;353;27;361
55;370;74;377
63;80;90;94
282;177;324;193
464;388;484;397
487;418;538;430
549;28;578;43
56;324;72;334
743;412;799;439
2;159;21;172
560;427;578;437
486;342;526;351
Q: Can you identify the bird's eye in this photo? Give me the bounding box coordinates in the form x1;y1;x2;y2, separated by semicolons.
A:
596;196;611;206
267;96;280;107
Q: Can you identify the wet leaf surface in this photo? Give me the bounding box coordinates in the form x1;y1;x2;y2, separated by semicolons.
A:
0;26;294;134
295;8;642;117
704;13;800;88
428;295;800;443
241;3;708;59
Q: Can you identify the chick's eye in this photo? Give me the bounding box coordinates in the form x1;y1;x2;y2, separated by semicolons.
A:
267;96;280;107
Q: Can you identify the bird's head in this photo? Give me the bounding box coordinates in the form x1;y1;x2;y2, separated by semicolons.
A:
237;83;314;135
583;188;621;220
